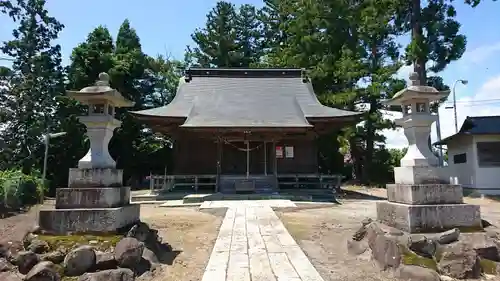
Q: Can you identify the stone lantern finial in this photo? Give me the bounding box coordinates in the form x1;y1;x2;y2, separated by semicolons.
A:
409;72;420;86
96;72;110;86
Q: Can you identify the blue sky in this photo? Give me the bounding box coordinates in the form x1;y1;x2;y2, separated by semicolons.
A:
1;0;499;148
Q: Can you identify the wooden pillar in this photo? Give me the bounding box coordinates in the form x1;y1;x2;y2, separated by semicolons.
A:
264;141;267;176
216;138;222;192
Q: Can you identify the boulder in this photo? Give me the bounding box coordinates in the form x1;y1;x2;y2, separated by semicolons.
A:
436;228;460;245
396;265;440;281
408;235;437;258
366;222;385;250
25;261;60;281
0;271;23;281
142;248;159;264
95;251;117;270
12;251;39;274
40;250;66;264
27;239;50;254
437;242;481;279
63;245;96;276
371;234;402;270
22;233;37;249
78;268;134;281
126;222;151;243
114;238;144;269
462;233;500;261
352;224;368;242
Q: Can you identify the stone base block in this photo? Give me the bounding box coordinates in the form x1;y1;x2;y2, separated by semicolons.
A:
68;168;123;188
55;186;131;209
394;166;444;185
376;201;482;233
38;204;140;234
386;184;463;205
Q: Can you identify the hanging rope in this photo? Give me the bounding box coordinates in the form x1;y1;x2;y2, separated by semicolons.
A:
222;138;263;152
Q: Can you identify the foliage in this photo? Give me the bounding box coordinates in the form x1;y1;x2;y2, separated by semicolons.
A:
0;169;44;209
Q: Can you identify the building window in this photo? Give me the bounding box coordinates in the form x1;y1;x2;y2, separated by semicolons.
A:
453;153;467;164
477;142;500;167
107;105;114;116
403;104;411;115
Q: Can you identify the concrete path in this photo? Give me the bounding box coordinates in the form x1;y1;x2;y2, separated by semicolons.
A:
200;200;325;281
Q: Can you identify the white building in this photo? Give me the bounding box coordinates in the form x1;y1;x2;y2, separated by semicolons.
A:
436;116;500;195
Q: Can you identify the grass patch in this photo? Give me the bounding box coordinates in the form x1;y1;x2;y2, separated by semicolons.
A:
480;259;498;275
280;219;310;240
401;246;438;271
38;233;123;252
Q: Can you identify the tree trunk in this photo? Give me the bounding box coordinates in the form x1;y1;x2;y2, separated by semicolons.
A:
411;0;426;85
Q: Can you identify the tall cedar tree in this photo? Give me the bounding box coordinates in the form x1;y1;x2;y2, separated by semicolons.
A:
0;0;65;174
191;1;264;67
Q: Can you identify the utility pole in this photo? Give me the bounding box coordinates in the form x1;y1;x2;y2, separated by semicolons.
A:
448;79;468;133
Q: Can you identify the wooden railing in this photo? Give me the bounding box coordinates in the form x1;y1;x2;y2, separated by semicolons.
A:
148;173;343;192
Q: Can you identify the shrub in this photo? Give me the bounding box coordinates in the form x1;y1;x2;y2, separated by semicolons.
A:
0;169;45;210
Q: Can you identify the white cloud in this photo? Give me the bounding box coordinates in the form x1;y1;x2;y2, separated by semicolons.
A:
382;74;500;149
461;43;500;64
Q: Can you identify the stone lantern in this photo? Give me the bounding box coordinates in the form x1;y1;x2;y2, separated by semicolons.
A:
37;73;140;234
376;72;482;233
385;72;449;184
66;72;134;187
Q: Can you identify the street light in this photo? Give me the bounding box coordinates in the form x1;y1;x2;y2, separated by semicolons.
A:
42;132;67;185
446;79;468;133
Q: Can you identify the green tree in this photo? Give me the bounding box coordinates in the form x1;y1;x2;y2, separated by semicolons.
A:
0;0;65;174
191;1;240;67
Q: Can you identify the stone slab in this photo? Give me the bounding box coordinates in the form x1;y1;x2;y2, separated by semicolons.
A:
68;168;123;188
386;184;463;205
394;166;443;185
200;203;323;281
38;204;140;234
376;201;482;233
55;186;130;209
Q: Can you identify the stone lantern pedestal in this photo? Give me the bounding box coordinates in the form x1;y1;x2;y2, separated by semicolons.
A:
376;73;482;233
38;73;140;234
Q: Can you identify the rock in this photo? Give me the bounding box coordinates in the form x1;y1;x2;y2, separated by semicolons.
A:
114;237;144;269
0;271;23;281
63;245;96;276
366;222;385;250
347;239;369;255
396;265;440;281
126;222;151;243
27;239;49;254
371;234;402;270
437;229;460;245
22;233;37;249
361;217;373;226
437;242;481;279
25;261;60;281
352;225;368;242
12;251;39;274
78;268;134;281
409;235;437;258
142;248;159;264
439;275;454;281
39;250;66;264
1;241;23;262
482;219;493;228
95;251;117;270
0;257;13;272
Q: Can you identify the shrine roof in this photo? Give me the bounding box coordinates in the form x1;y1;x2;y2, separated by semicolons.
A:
131;68;361;128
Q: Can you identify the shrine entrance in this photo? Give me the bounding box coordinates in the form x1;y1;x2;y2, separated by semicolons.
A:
220;140;272;176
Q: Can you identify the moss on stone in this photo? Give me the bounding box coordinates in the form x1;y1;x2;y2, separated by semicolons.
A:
480;259;498;275
401;246;438;271
37;233;122;253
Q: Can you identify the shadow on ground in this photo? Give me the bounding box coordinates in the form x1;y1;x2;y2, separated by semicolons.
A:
336;189;386;201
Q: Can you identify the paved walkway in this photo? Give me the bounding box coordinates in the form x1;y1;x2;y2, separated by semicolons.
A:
200;200;325;281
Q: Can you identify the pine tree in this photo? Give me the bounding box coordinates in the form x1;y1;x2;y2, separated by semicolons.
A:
0;0;65;174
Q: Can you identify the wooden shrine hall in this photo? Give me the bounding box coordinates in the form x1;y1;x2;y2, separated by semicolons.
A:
131;68;361;193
